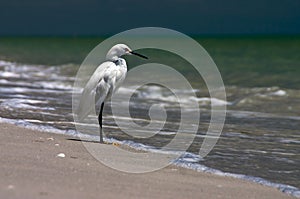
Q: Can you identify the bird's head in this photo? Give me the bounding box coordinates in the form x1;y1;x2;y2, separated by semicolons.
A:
106;44;148;61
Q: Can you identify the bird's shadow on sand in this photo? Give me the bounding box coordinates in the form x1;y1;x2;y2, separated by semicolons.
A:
67;138;100;144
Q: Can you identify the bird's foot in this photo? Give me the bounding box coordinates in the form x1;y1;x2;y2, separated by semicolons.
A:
112;142;120;146
100;141;120;146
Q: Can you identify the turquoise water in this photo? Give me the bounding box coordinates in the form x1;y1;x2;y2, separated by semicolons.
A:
0;36;299;197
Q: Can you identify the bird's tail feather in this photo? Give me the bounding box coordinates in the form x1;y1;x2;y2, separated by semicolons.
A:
76;90;95;122
76;89;107;122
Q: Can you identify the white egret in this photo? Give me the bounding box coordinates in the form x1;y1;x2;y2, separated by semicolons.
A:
77;44;148;143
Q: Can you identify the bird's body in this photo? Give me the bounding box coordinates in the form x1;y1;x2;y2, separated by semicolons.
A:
77;44;147;143
96;59;127;104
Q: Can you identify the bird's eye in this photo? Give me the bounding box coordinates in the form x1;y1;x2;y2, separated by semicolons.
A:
124;48;130;52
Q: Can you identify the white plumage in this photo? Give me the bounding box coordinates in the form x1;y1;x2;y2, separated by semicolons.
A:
77;44;148;143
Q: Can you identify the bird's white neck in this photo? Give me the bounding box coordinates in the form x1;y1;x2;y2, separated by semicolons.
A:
107;56;119;62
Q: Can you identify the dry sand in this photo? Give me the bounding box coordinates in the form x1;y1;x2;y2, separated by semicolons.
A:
0;123;294;199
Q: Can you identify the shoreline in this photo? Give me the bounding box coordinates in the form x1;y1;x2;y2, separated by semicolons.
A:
0;123;295;199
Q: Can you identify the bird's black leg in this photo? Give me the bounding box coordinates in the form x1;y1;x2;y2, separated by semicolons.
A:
98;102;105;143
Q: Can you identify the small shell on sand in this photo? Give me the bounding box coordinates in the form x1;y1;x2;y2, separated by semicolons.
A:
56;153;66;158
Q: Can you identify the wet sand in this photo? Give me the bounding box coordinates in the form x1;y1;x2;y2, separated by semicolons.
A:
0;123;294;199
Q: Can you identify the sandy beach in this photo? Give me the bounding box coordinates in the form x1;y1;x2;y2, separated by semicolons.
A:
0;123;294;199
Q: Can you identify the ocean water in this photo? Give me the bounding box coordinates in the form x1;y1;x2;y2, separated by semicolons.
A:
0;36;299;197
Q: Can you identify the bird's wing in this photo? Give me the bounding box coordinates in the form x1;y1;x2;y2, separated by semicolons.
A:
76;61;114;121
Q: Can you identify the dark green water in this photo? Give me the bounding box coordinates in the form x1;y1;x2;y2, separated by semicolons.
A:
0;36;300;89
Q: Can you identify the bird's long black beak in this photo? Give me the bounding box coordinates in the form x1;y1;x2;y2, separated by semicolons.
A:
131;51;148;59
